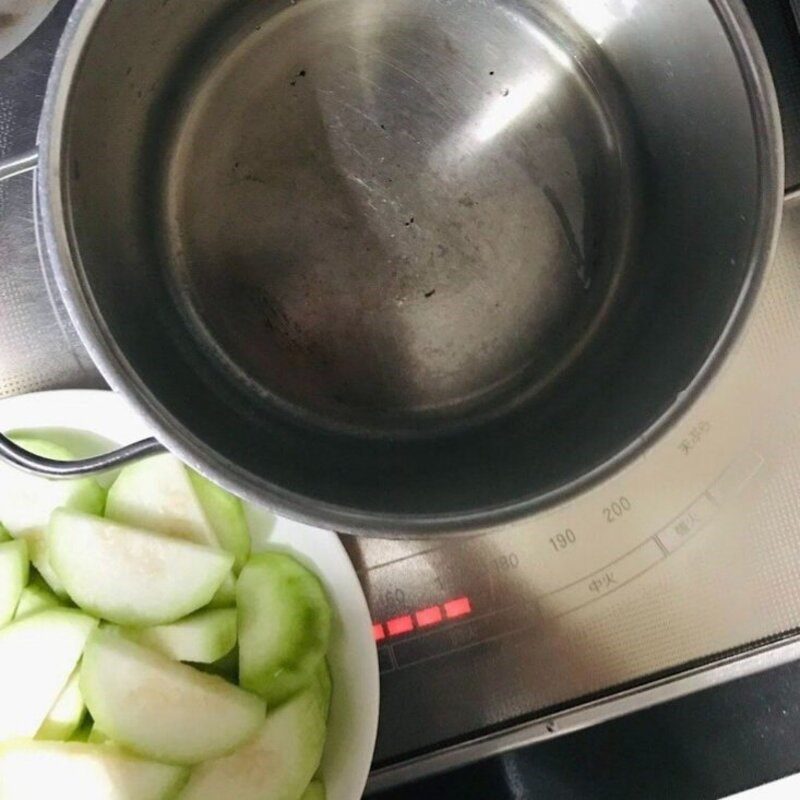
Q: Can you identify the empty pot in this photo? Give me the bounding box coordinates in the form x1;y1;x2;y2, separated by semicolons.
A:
0;0;784;535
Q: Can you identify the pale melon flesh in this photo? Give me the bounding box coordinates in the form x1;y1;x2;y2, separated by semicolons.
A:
81;629;266;765
105;454;220;548
13;575;59;622
36;668;86;742
0;741;188;800
0;540;28;628
117;608;237;664
0;609;97;743
177;688;326;800
0;437;105;596
106;455;250;569
48;509;233;626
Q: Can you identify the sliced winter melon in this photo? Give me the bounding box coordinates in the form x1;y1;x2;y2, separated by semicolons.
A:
301;781;326;800
194;646;239;683
0;540;28;628
106;454;219;548
48;509;233;626
69;721;93;743
187;470;250;571
14;574;59;621
0;523;9;543
0;741;189;800
207;572;236;609
177;688;326;800
238;552;332;706
310;659;333;722
0;609;97;743
20;533;67;599
81;629;265;765
0;438;107;533
36;667;86;741
86;726;110;745
117;608;237;664
0;436;105;596
104;456;250;615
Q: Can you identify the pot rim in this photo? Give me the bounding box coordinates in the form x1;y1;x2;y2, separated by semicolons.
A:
37;0;785;536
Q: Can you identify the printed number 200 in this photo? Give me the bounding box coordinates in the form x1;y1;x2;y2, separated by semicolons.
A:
604;497;631;523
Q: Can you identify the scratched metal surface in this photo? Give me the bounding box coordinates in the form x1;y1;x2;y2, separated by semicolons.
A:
0;0;100;398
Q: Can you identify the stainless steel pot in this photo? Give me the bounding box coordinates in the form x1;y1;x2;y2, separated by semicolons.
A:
0;0;784;535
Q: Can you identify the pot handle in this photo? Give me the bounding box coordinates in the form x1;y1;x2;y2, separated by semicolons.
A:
0;148;38;181
0;435;165;478
0;147;165;477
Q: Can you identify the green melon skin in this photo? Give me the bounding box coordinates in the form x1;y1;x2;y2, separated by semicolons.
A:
237;552;332;707
188;469;250;572
0;540;28;628
300;781;326;800
117;608;237;665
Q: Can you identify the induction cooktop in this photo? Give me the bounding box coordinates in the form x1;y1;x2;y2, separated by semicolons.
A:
2;0;800;794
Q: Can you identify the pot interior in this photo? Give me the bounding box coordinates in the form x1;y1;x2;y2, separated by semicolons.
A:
53;0;777;531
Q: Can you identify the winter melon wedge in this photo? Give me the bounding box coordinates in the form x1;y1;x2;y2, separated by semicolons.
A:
178;688;326;800
238;552;332;706
36;667;86;742
13;574;59;621
0;437;105;596
117;608;237;664
48;509;233;626
0;609;97;743
105;454;218;548
301;781;326;800
207;572;236;609
106;454;250;569
0;741;188;800
187;469;250;571
81;629;265;765
0;540;28;628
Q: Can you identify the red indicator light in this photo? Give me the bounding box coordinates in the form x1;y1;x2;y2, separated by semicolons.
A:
372;623;385;642
444;597;472;619
415;606;443;628
386;615;414;637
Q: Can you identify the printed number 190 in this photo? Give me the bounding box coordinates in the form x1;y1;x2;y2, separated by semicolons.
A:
549;529;577;552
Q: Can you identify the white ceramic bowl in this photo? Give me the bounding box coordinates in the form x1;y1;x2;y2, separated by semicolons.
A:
0;388;379;800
